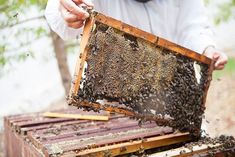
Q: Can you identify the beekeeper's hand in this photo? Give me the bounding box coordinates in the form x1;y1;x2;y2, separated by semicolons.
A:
60;0;94;29
204;46;228;70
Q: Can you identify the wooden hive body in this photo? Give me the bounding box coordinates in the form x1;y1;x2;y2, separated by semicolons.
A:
5;109;234;157
68;12;213;135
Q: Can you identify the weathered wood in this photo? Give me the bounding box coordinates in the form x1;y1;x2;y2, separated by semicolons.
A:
42;112;109;121
69;97;170;123
149;143;235;157
202;60;215;107
4;108;189;157
69;17;95;97
75;133;191;157
5;108;234;157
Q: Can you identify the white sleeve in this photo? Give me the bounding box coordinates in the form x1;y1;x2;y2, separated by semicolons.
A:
44;0;81;40
176;0;216;54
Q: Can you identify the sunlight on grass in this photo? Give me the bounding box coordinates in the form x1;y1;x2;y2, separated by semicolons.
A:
213;57;235;79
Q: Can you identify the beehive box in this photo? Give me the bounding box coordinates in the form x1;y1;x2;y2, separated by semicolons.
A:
4;108;190;157
4;108;235;157
68;12;214;136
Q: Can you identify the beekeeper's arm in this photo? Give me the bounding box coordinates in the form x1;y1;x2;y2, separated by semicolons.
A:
177;0;227;70
45;0;93;40
45;0;227;70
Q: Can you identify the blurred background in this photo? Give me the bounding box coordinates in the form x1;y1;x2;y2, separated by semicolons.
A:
0;0;234;154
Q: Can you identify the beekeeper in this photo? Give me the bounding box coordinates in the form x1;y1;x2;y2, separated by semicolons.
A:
45;0;227;70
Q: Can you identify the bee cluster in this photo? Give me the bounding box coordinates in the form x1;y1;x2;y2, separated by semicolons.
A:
74;22;210;135
183;135;235;155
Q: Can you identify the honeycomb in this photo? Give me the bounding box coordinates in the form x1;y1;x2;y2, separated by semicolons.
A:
72;21;211;135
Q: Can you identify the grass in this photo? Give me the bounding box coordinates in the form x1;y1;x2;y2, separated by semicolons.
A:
213;57;235;79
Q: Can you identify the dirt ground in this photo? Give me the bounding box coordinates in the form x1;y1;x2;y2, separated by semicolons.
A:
204;75;235;137
0;61;234;156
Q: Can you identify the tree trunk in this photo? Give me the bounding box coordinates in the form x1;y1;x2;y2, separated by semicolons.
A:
50;30;71;96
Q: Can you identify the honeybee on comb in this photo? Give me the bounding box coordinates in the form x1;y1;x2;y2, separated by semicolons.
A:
68;12;213;136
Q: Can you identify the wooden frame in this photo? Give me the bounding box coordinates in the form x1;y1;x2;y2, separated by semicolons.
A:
68;12;214;121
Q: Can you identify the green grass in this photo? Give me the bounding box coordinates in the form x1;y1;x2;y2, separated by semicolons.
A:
213;57;235;79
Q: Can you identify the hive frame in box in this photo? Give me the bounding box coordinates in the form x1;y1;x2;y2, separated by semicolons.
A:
68;11;214;122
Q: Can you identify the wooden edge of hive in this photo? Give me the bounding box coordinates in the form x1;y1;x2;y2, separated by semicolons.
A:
94;12;212;65
70;100;171;126
149;143;223;157
69;16;95;98
75;132;191;156
202;60;215;108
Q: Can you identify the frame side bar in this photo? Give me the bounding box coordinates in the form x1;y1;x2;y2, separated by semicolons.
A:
69;17;95;98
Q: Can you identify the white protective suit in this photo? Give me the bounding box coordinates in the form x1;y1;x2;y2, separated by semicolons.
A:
45;0;215;54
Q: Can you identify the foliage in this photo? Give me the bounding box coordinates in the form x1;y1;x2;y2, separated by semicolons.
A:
205;0;235;25
0;0;79;77
1;0;234;72
0;0;48;69
214;0;235;25
213;57;235;79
